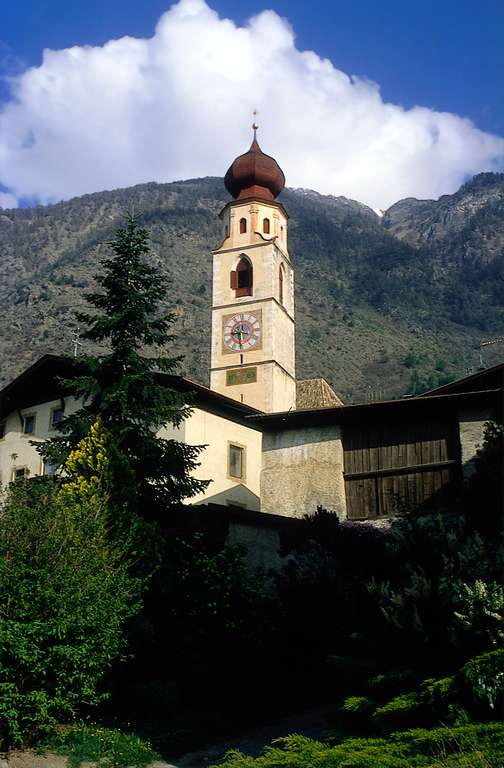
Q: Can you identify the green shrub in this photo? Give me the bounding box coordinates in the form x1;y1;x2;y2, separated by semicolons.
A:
453;580;504;649
339;695;376;731
0;479;142;747
373;691;424;731
463;649;504;712
42;723;159;768
341;695;375;715
369;669;420;697
212;724;504;768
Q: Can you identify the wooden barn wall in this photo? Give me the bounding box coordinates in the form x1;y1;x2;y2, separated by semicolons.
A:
343;417;461;519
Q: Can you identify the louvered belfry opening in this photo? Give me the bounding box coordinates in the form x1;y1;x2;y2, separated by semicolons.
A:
230;256;253;298
343;417;461;519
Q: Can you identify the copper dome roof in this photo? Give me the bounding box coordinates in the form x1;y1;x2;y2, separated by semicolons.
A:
224;128;285;202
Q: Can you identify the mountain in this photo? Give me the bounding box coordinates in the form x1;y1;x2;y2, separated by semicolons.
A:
1;173;503;402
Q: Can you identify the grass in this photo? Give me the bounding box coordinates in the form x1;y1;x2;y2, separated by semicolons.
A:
40;723;160;768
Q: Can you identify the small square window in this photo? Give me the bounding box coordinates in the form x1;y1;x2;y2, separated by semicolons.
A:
43;462;57;477
50;407;64;428
12;467;29;481
228;444;245;480
23;415;35;435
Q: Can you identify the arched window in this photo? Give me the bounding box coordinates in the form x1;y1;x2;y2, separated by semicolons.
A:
279;263;285;305
263;217;270;234
231;255;253;298
239;217;247;234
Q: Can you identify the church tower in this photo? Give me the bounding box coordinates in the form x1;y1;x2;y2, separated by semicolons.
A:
210;124;296;413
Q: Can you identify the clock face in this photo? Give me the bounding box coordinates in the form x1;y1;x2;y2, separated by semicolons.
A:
223;312;261;352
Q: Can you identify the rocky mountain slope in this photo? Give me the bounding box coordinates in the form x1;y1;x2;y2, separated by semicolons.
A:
1;173;503;402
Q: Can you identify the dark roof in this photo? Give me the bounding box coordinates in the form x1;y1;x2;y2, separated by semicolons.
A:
2;356;502;433
248;388;502;430
420;362;504;396
0;355;264;429
224;131;285;202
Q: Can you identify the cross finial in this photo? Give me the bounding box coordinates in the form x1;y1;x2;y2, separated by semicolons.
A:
252;109;259;136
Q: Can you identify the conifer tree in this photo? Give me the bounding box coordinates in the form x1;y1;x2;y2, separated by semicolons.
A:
40;214;209;518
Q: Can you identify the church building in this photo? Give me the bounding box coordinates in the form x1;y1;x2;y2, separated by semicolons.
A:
0;125;500;528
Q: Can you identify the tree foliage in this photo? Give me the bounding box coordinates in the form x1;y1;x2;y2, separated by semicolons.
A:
0;430;142;747
39;214;209;518
368;423;503;656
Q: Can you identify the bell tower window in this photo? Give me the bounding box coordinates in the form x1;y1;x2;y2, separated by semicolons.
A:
263;217;270;234
230;255;253;298
239;217;247;234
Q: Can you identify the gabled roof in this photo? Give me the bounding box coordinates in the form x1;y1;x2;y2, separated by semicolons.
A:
248;388;502;430
419;362;504;397
0;355;264;429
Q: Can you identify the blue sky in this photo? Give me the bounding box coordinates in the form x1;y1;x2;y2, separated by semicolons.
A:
3;0;503;133
1;0;503;209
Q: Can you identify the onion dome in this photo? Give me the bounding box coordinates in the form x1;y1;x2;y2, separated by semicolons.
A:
224;123;285;201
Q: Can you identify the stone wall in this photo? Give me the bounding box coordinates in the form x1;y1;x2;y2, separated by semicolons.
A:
261;425;347;518
457;407;493;478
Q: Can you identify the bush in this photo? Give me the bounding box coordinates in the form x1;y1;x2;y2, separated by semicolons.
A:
339;667;476;736
213;724;504;768
0;479;142;747
42;723;159;768
368;505;503;656
463;650;504;713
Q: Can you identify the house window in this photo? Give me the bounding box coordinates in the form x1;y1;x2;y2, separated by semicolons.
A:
23;414;35;435
279;264;285;305
231;255;253;298
50;407;64;429
0;421;5;440
239;217;247;234
263;217;270;234
228;443;245;481
11;466;29;482
43;461;57;477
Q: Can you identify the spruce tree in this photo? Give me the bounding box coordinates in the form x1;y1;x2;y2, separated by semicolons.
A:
40;214;209;518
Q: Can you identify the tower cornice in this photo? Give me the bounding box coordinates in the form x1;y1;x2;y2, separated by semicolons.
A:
211;240;293;267
218;197;289;220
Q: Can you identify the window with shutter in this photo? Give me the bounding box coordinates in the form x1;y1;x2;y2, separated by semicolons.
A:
235;256;253;297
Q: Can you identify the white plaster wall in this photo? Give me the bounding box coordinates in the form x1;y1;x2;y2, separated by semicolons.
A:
271;365;297;412
0;395;80;485
221;201;288;254
212;244;284;308
271;301;295;377
184;408;262;510
0;399;261;511
261;425;347;519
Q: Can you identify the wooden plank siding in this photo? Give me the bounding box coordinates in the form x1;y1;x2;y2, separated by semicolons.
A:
343;418;460;519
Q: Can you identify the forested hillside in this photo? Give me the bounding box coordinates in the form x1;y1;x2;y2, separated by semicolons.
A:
1;172;503;401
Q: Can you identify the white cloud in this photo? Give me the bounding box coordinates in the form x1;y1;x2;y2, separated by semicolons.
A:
1;0;503;209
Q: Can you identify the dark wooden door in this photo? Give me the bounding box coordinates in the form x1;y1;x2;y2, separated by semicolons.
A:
343;418;460;519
